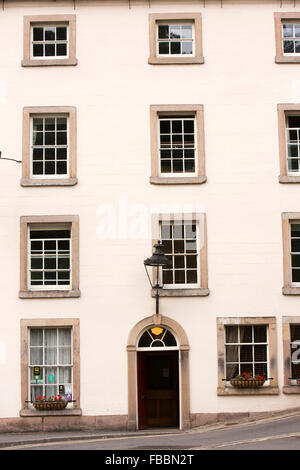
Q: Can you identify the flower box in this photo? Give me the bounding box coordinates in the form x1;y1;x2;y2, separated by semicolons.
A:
230;379;265;388
230;372;266;388
33;400;68;410
33;395;68;410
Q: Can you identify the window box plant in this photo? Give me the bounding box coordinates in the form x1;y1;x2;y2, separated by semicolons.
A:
33;395;68;410
230;372;266;388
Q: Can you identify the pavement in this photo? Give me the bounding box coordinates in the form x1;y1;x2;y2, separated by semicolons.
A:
2;408;300;449
0;427;184;449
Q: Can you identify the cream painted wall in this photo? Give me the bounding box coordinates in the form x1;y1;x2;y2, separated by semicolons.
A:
1;0;300;419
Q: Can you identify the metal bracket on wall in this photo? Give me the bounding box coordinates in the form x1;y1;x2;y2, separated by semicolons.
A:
0;151;21;163
128;0;151;8
280;0;297;6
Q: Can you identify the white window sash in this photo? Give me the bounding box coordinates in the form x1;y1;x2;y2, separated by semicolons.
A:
27;225;72;291
156;22;195;58
28;327;73;406
30;24;69;60
30;114;70;179
224;325;269;387
158;116;197;177
159;220;200;289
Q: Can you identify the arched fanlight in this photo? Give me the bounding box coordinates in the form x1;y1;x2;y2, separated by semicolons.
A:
138;327;177;348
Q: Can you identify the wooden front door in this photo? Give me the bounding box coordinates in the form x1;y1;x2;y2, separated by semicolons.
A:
137;351;179;429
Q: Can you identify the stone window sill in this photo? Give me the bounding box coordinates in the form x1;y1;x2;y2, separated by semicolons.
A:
217;386;279;396
148;56;204;65
21;178;78;187
282;287;300;295
21;58;78;67
275;56;300;64
20;408;82;417
19;289;81;299
152;288;209;297
283;385;300;394
150;176;207;185
279;175;300;183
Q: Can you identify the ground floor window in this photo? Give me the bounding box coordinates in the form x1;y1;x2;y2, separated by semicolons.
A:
20;318;80;412
29;327;73;402
216;317;278;395
282;317;300;392
224;324;268;381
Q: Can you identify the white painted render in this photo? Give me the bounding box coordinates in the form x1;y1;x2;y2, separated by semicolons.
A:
0;0;300;419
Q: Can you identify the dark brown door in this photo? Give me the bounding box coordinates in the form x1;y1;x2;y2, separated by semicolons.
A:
137;352;147;429
137;351;179;429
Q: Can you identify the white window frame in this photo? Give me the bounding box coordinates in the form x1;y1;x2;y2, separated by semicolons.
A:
28;326;73;408
282;21;300;56
27;223;72;291
156;21;195;58
30;23;69;60
158;114;197;178
224;325;270;387
290;220;300;287
286;114;300;176
159;219;200;289
30;114;69;179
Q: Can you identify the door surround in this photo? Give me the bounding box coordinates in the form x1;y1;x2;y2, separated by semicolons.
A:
127;314;190;431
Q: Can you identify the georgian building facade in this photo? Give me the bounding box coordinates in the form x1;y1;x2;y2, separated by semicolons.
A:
1;0;300;432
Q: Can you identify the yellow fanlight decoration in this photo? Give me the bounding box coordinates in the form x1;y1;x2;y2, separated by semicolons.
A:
150;327;164;336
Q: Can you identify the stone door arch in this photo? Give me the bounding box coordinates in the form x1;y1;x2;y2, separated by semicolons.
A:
127;314;190;431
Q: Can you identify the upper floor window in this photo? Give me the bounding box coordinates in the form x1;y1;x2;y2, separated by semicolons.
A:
282;212;300;295
21;106;77;187
22;15;77;67
285;115;300;175
275;12;300;63
29;225;71;290
150;105;206;185
290;222;300;285
32;24;68;59
282;22;300;54
148;13;204;65
31;115;68;178
277;104;300;183
160;220;199;287
19;215;80;299
151;213;209;297
159;114;196;176
157;23;193;57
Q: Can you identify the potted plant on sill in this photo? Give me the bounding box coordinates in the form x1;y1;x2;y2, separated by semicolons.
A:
33;395;68;410
230;372;266;388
